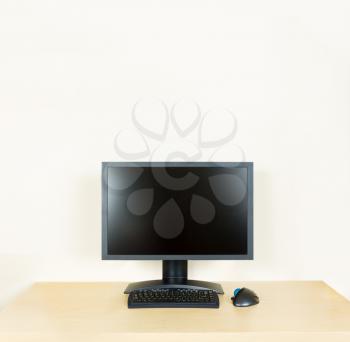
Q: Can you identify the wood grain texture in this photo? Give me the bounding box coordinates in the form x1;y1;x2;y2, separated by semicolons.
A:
0;281;349;342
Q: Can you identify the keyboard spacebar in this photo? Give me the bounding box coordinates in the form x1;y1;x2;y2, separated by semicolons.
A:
128;301;219;308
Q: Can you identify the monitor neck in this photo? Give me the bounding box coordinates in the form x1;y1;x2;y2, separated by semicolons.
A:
124;260;223;294
162;260;188;282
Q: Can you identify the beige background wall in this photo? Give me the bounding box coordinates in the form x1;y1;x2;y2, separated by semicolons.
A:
1;0;350;307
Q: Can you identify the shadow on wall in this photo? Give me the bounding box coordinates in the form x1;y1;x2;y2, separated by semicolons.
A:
74;174;101;260
0;254;39;309
254;170;274;265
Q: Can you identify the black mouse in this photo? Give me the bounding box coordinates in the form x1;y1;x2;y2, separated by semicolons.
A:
231;288;259;307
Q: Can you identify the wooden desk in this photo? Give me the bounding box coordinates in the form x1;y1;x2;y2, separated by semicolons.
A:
0;281;349;342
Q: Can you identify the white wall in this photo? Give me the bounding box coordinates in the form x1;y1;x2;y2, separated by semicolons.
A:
1;0;350;307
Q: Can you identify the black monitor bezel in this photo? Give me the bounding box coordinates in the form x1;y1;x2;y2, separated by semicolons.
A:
102;161;253;260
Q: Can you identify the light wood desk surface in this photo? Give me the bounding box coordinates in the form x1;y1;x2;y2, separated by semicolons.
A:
0;281;349;342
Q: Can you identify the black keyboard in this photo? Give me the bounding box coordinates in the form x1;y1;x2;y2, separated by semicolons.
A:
128;288;219;308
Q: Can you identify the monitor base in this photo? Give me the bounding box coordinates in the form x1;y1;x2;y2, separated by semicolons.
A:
123;260;224;294
124;279;224;294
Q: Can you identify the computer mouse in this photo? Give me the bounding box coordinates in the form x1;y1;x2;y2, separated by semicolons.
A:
231;288;259;307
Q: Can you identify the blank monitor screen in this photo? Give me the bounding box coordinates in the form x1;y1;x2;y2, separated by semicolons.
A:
102;162;253;259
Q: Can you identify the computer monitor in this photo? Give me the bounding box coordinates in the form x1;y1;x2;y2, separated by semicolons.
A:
102;162;253;294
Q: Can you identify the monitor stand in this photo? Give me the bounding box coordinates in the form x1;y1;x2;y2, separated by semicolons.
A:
124;260;224;294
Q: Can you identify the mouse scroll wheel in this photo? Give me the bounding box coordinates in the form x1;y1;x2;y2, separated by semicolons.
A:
233;288;241;297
